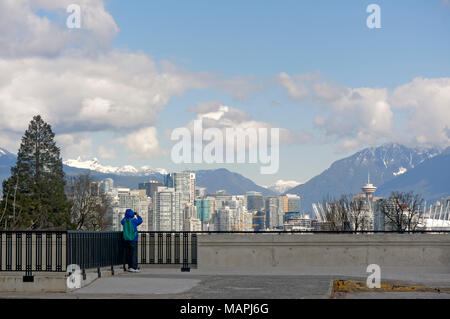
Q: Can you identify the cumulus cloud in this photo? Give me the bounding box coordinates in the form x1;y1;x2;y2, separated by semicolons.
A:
184;101;312;145
116;127;166;160
55;133;93;159
98;146;116;160
0;0;118;58
390;77;450;147
0;52;208;138
278;72;449;152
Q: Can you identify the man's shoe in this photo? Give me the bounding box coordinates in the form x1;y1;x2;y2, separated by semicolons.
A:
128;268;137;272
134;268;141;273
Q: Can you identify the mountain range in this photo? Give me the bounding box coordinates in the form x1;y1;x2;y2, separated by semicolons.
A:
285;143;445;212
1;143;449;212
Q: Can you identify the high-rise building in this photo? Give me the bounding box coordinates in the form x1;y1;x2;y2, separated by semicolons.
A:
195;187;207;199
195;199;212;223
286;194;301;212
279;195;289;213
264;196;284;229
165;172;196;205
212;195;250;231
184;216;202;231
101;178;114;194
246;191;264;211
138;180;163;199
214;209;232;231
152;187;183;231
253;211;266;231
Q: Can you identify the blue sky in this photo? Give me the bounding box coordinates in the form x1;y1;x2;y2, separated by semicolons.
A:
1;0;449;186
105;0;450;184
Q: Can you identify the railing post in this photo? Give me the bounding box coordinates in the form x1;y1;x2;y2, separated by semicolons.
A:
181;232;190;272
191;233;197;267
5;233;11;271
175;233;180;264
16;232;22;272
23;232;33;282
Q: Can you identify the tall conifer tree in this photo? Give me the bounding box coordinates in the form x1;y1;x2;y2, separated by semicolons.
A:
0;115;71;230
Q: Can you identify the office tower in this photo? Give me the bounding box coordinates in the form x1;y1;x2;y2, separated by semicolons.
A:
265;196;284;229
184;216;202;231
253;211;266;231
214;209;232;231
195;199;212;223
246;191;264;211
101;178;114;194
286;194;301;213
165;172;196;205
195;187;207;199
153;187;183;231
138;180;163;199
279;195;289;213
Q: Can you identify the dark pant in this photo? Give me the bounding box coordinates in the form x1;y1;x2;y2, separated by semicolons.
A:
125;241;138;270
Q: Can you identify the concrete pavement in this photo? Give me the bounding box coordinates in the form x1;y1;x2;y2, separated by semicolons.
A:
1;268;450;299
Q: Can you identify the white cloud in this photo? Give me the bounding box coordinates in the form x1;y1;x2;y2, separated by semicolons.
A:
390;77;450;148
55;133;93;159
0;52;211;157
184;101;310;145
116;127;166;160
278;72;450;152
0;0;118;58
98;145;116;160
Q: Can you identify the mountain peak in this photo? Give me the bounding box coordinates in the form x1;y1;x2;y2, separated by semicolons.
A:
288;143;445;213
63;157;166;176
267;180;301;194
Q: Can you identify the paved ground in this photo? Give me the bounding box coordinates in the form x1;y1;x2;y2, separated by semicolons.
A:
0;271;335;299
1;268;449;299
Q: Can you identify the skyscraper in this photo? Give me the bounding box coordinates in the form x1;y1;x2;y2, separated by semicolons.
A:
165;172;196;205
286;194;301;213
138;180;163;199
152;187;183;231
246;191;264;211
264;196;284;228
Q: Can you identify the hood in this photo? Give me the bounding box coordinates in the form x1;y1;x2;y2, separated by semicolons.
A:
125;209;135;218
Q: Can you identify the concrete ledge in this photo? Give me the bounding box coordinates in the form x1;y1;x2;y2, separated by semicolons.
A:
0;267;124;293
197;233;450;272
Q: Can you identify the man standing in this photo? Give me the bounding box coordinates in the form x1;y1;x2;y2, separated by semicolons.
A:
121;209;143;272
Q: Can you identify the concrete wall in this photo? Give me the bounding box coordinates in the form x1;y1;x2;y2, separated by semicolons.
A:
197;233;450;273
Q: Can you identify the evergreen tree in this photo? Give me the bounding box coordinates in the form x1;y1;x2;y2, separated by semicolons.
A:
0;115;71;230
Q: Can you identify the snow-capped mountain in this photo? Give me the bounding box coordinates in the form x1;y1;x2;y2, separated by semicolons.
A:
287;143;443;213
266;180;301;194
63;157;168;176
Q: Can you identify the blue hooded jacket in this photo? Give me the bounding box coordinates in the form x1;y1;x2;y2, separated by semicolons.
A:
121;209;143;242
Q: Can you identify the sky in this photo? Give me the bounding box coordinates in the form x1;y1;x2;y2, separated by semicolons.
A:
0;0;449;186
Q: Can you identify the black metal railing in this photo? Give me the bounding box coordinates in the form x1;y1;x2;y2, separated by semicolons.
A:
0;231;199;281
66;231;125;280
0;231;66;282
138;232;198;272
